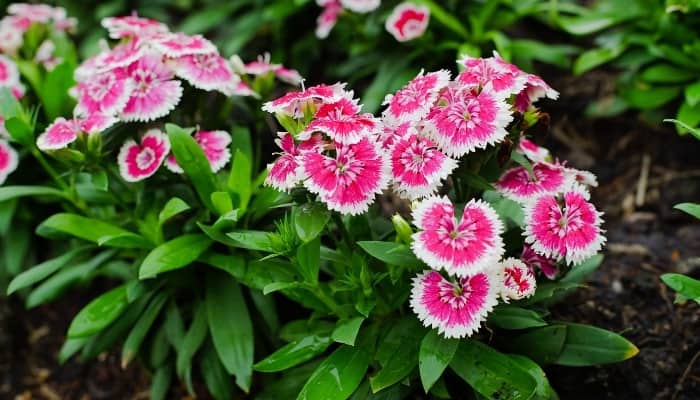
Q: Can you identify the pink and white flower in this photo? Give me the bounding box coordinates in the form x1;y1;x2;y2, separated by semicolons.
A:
496;162;571;203
0;140;18;185
166;130;232;173
0;24;23;54
383;69;450;125
172;53;238;94
517;137;551;163
425;86;512;157
102;14;168;39
411;197;505;277
457;53;527;95
565;167;599;188
121;54;183;122
316;1;342;39
385;2;430;42
93;40;144;73
242;53;279;75
78;113;118;134
522;244;558;280
340;0;381;13
274;66;304;86
499;258;537;301
262;83;350;117
265;132;324;191
75;69;132;116
303;137;388;215
377;120;412;149
303;98;378;144
390;134;457;199
35;40;62;70
410;270;499;338
7;3;55;24
151;32;216;57
0;55;20;86
36;117;80;150
118;129;170;182
514;73;559;113
524;188;606;265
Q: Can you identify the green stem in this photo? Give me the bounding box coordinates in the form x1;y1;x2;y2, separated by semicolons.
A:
32;149;68;191
310;285;346;319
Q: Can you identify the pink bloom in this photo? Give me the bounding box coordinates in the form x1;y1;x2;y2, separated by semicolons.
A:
173;53;238;94
524;189;606;265
0;55;20;86
265;133;324;191
340;0;381;13
517;137;551;163
0;24;23;54
262;83;350;117
152;32;216;57
166;130;232;173
514;73;559;113
101;14;169;39
499;258;537;301
118;129;171;182
274;66;304;86
425;86;512;157
242;53;279;75
303;98;378;144
495;162;571;203
377;120;412;149
385;2;430;42
93;40;145;73
566;167;599;188
303;137;388;215
36;118;80;150
316;1;342;39
121;54;183;122
0;140;18;185
75;69;132;116
390;134;457;199
35;40;62;71
457;54;527;95
78;113;118;134
410;270;499;338
411;197;504;277
522;244;558;280
8;3;55;24
383;69;450;125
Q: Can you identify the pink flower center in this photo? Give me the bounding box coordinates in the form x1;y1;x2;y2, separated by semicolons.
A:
136;147;156;169
87;74;116;100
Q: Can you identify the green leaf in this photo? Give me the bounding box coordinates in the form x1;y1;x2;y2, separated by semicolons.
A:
254;335;332;372
331;317;365;346
226;230;282;252
150;364;173;400
294;203;330;242
211;191;233;215
263;281;301;295
358;241;423;268
573;44;627;75
661;273;700;303
664;119;700;141
167;123;218;211
58;337;89;364
521;282;581;305
228;149;252;212
296;345;371;400
685;80;700;107
37;213;150;249
297;236;320;283
488;305;548;330
674;202;700;219
675;100;700;135
560;254;604;284
419;330;459;393
450;340;537;400
206;272;254;392
67;284;129;338
121;291;169;367
370;318;424;393
4;116;34;146
201;341;234;400
554;323;639;366
507;325;567;365
640;64;696;84
621;83;681;110
39;61;75;120
139;234;212;279
0;186;68;202
176;301;208;378
508;354;558;400
158;197;191;226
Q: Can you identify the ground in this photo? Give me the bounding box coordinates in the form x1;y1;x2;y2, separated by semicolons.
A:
1;70;699;399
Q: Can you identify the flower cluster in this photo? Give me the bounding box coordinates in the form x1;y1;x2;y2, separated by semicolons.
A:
0;3;75;55
315;1;429;42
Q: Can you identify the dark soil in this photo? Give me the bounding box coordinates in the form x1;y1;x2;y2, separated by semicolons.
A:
2;69;700;399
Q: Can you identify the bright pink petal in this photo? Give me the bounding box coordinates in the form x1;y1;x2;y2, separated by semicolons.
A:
522;244;558;280
515;73;559;113
274;66;304;86
118;129;170;182
93;40;144;73
152;32;216;57
262;83;351;117
121;55;183;122
173;53;238;94
265;133;325;191
524;188;606;265
78;113;118;134
303;98;378;144
0;55;20;86
36;117;80;150
411;197;505;277
378;120;413;149
383;69;450;125
410;270;498;338
496;162;571;203
316;1;342;39
76;70;133;116
499;258;537;301
196;130;231;172
390;134;457;199
385;2;430;42
517;137;551;163
457;53;527;95
101;14;169;39
0;140;19;185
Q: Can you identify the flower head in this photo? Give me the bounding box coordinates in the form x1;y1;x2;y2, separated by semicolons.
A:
425;86;512;157
303;98;378;144
0;55;20;86
93;40;144;73
385;2;430;42
411;197;504;277
121;54;183;122
302;137;388;215
262;83;350;117
166;130;232;173
265;132;325;191
410;270;499;338
316;1;342;39
151;32;216;58
499;258;537;301
118;129;170;182
75;69;132;116
0;140;18;185
457;53;527;95
383;69;450;125
390;133;457;199
172;53;238;94
517;137;551;163
36;117;80;150
102;14;168;39
496;162;571;203
514;73;559;113
522;244;558;280
524;189;606;265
